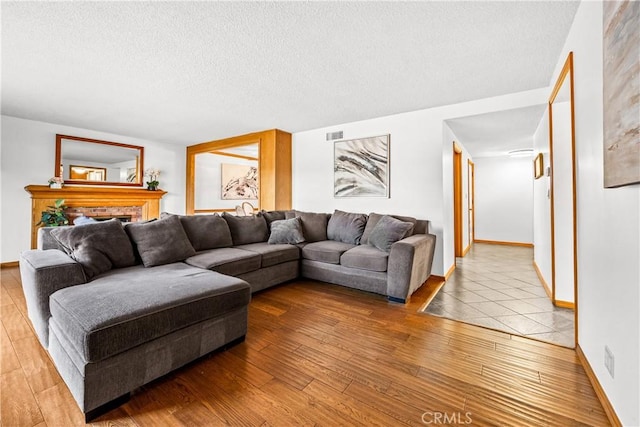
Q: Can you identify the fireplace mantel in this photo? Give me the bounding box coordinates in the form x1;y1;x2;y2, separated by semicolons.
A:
25;185;167;248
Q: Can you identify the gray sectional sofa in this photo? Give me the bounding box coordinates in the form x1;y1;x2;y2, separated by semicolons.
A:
19;209;436;419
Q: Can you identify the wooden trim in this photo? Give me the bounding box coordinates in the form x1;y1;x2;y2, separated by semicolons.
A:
554;300;575;309
468;159;475;244
576;344;622;427
532;261;553;300
444;264;456;280
208;150;259;161
462;244;471;256
453;144;463;257
474;239;533;248
453;142;463;154
193;209;237;213
1;261;19;269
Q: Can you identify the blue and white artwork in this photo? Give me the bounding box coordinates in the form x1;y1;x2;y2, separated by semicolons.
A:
334;135;389;198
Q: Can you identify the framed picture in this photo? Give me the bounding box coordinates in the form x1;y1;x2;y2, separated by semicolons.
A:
603;1;640;188
334;135;389;198
221;163;258;200
534;153;544;179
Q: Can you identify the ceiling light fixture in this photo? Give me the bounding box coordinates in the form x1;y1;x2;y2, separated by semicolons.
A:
507;148;534;157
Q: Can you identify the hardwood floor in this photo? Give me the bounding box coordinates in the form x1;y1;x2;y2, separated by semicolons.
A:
1;266;609;426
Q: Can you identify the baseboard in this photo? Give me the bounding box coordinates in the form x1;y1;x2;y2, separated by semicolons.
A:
462;244;471;256
474;239;533;248
576;344;621;427
555;300;575;309
532;261;553;300
445;264;455;280
0;261;19;269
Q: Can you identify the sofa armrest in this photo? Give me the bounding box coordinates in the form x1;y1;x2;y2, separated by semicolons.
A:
386;233;436;303
19;250;87;347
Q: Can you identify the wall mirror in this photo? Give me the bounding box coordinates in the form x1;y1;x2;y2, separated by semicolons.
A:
55;134;144;186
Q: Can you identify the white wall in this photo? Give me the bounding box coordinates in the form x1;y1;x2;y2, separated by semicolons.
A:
473;155;534;244
533;110;552;287
548;1;639;424
293;87;548;276
0;115;186;263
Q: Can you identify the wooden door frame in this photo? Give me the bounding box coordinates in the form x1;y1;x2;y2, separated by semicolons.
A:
468;159;475;247
453;142;463;258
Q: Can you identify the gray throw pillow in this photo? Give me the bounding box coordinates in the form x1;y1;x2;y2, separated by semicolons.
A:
285;210;329;242
222;212;269;245
50;219;136;279
326;210;367;245
367;215;414;253
268;218;306;244
162;213;232;251
125;215;196;267
261;210;291;230
361;212;416;245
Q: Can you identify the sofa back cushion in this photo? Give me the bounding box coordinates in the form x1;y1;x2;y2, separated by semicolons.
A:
125;215;196;267
50;219;137;279
222;212;269;245
361;212;416;245
327;210;368;245
162;213;232;251
261;210;294;230
367;215;415;252
285;210;329;242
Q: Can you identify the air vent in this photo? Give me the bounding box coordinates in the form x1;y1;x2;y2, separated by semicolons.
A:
326;131;343;141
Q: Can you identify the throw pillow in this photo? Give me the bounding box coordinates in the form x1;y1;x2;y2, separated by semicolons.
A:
284;210;329;242
125;215;196;267
222;212;269;245
162;213;232;251
326;209;367;245
268;218;306;244
361;212;416;245
367;215;414;253
261;210;289;230
50;219;136;279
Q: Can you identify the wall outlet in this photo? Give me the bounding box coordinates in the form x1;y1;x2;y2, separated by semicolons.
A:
604;345;615;378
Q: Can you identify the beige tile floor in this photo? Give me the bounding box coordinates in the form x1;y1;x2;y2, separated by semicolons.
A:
424;243;575;347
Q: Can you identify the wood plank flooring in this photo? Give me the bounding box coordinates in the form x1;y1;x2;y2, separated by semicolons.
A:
0;266;609;426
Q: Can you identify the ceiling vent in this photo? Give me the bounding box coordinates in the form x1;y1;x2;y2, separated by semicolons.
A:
326;131;343;141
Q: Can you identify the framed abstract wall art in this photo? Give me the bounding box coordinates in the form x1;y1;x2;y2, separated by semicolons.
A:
334;135;389;198
221;163;258;200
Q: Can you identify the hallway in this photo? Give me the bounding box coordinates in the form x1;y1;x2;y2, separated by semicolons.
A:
424;243;574;347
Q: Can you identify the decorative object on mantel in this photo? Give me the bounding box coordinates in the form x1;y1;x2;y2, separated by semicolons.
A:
145;168;160;191
37;199;69;227
334;134;390;198
48;176;64;189
602;1;640;188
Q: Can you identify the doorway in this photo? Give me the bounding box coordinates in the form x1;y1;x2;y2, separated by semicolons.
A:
453;142;463;258
468;160;475;249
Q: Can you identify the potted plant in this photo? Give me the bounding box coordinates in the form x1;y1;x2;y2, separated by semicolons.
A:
48;176;64;189
37;199;69;227
145;168;160;190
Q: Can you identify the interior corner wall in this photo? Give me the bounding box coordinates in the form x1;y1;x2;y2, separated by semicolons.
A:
292;87;548;277
473;155;534;244
550;1;639;424
532;108;552;288
0;115;186;263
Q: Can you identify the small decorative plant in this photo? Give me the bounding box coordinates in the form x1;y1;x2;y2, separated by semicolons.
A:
145;168;160;190
38;199;69;227
48;176;64;189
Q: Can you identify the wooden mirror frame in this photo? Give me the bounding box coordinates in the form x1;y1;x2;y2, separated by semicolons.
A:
548;51;578;346
55;134;144;186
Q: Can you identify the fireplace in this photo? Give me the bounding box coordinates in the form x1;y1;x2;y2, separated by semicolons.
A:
25;185;166;248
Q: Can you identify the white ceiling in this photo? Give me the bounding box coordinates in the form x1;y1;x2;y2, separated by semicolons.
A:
446;104;548;158
1;1;579;146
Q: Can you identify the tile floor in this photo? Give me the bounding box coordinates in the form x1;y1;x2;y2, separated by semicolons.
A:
424;243;575;347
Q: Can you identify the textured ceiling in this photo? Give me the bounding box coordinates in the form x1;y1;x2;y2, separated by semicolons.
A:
446;104;547;157
1;2;578;145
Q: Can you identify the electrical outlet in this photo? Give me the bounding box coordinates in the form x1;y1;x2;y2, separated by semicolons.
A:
604;345;615;378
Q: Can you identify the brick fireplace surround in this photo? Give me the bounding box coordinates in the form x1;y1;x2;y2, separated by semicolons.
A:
24;185;167;249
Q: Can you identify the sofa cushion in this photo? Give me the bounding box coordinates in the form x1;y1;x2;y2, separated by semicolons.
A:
234;242;300;268
285;210;329;242
340;245;389;272
361;212;416;245
301;241;356;264
50;219;136;279
162;213;232;251
125;215;196;267
367;215;414;252
49;263;250;363
326;210;368;245
184;247;261;275
222;213;269;245
268;218;305;244
261;210;291;230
